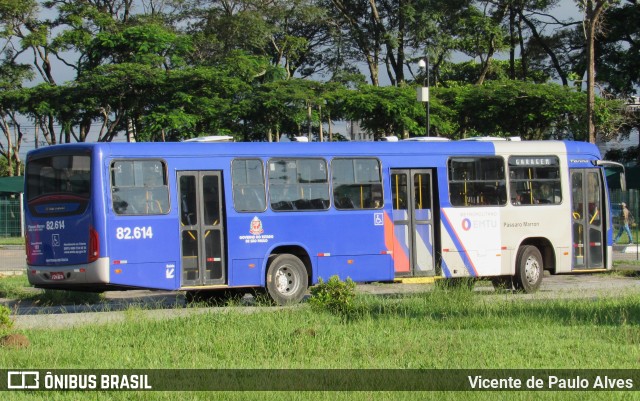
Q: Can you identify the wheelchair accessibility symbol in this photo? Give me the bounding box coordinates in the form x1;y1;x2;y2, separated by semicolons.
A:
374;213;384;226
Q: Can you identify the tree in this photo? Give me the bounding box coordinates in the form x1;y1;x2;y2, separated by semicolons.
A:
515;0;582;86
337;85;422;138
575;0;620;143
596;1;640;96
246;78;327;141
433;80;624;140
456;2;508;85
323;0;384;86
0;60;33;176
186;0;332;79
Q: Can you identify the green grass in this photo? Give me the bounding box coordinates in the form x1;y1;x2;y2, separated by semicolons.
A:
0;274;33;299
0;236;24;246
0;274;101;305
614;259;640;267
2;287;640;400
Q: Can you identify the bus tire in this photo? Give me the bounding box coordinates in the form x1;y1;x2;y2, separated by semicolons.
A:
266;254;308;305
513;245;543;293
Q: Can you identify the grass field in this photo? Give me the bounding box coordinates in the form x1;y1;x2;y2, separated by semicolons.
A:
0;274;101;305
0;236;24;246
2;278;640;400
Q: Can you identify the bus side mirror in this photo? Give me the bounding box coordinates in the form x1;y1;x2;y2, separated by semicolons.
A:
597;161;626;191
620;171;627;191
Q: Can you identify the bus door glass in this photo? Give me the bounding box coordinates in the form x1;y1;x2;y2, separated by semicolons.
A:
178;171;226;286
571;169;604;269
391;169;436;276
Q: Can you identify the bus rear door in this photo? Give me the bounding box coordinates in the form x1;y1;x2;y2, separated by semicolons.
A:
390;169;437;277
178;171;226;286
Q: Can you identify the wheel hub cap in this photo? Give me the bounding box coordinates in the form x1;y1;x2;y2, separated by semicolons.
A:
275;268;291;294
525;256;540;284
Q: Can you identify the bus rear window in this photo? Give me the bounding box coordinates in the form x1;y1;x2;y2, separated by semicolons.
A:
27;155;91;201
26;154;91;216
111;160;169;215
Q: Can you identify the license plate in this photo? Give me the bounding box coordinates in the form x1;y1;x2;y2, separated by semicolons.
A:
50;272;65;280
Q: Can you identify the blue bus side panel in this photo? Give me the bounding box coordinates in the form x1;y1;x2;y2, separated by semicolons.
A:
106;215;180;290
317;255;392;282
111;262;177;289
227;211;394;286
231;259;263;286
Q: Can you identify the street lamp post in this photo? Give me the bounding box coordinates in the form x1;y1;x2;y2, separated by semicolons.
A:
417;58;430;137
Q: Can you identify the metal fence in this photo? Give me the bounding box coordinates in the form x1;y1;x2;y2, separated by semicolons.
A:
0;196;22;238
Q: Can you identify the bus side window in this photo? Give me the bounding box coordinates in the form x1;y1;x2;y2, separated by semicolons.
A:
144;188;165;213
232;159;267;213
268;158;329;212
335;190;356;209
234;187;265;212
112;160;169;216
508;156;561;206
332;158;383;210
448;157;506;207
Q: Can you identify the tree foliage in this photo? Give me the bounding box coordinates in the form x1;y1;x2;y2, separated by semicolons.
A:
0;0;636;174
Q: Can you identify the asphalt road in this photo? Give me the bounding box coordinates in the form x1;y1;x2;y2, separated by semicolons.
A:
0;246;26;274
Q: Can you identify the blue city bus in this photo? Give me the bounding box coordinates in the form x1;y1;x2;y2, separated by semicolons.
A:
24;140;616;304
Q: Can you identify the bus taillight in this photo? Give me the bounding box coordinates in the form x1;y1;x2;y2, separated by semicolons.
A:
25;233;34;264
89;226;100;263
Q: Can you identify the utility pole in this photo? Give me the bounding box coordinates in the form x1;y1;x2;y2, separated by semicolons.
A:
417;58;430;137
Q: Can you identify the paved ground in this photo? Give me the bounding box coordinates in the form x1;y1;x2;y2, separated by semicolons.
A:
0;246;26;275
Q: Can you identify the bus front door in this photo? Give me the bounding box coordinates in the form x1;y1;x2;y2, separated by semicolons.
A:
571;169;604;269
391;169;437;277
178;171;226;286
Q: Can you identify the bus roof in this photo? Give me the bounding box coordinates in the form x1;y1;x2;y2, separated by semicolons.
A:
26;140;603;161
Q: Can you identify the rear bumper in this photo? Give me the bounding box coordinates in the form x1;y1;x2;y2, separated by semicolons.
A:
27;257;110;287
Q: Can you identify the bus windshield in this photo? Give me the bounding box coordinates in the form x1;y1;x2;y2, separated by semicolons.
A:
26;154;91;215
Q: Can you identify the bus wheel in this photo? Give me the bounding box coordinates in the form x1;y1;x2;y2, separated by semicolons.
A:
513;245;543;293
266;254;308;305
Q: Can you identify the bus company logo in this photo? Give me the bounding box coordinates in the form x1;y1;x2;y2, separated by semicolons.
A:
249;217;264;235
461;218;472;231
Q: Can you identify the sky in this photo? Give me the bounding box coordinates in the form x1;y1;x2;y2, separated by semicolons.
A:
2;0;602;156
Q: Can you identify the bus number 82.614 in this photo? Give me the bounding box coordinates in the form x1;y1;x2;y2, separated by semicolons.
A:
116;226;153;240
